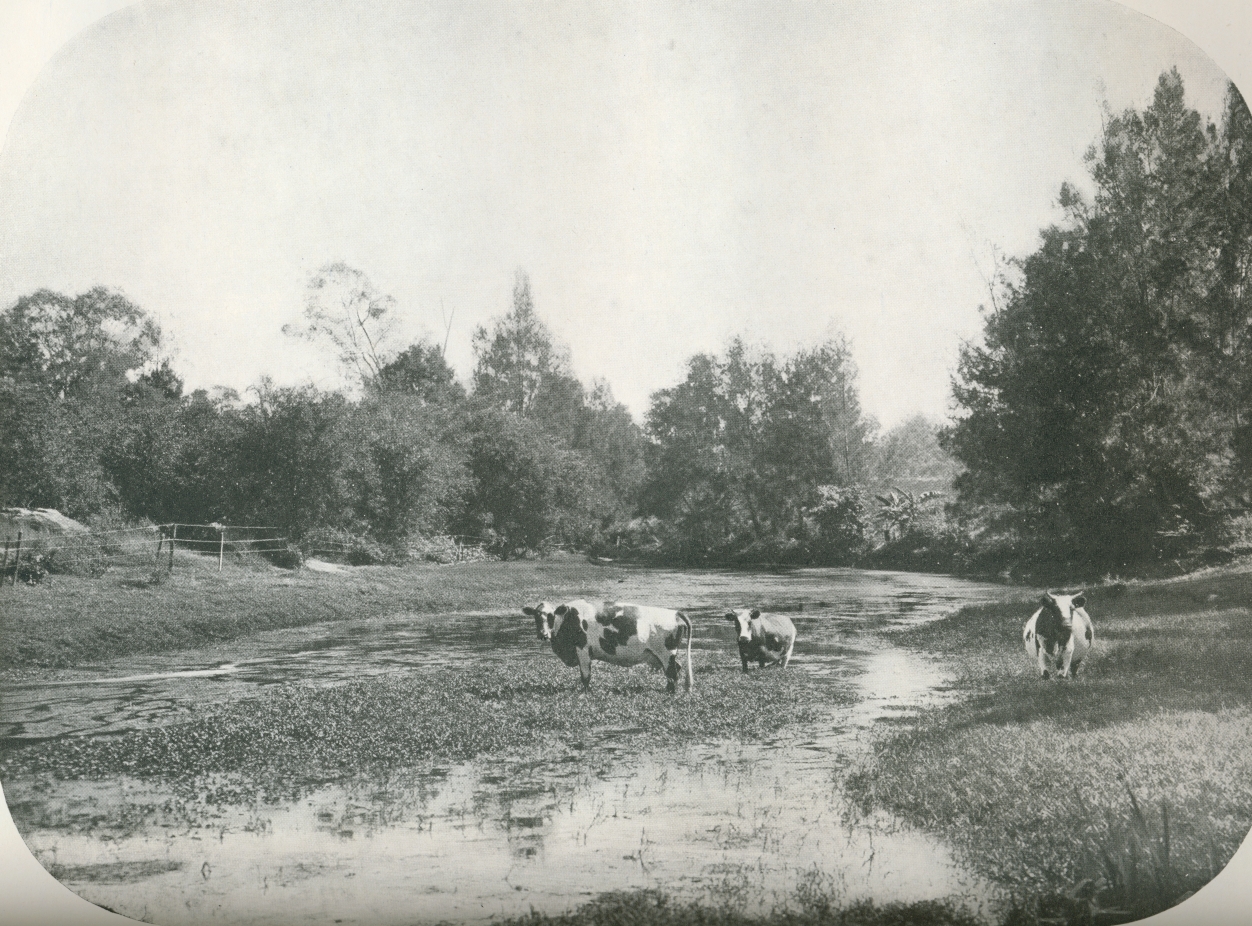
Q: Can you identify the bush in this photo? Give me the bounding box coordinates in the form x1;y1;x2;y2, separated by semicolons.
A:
261;544;304;570
300;528;391;565
402;534;492;564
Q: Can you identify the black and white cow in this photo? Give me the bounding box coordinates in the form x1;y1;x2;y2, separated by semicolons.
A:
1023;591;1094;680
522;600;694;692
723;608;796;672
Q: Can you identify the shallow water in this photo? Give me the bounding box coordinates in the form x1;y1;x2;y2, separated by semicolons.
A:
2;566;1007;924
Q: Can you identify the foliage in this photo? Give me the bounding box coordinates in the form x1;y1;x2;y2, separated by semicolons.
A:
343;393;471;543
472;270;571;418
0;287;162;400
874;488;944;542
643;337;876;563
0;287;168;520
375;338;465;404
283;262;399;390
458;407;595;555
804;485;869;564
947;73;1252;570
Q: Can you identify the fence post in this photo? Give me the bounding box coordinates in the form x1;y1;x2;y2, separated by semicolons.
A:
2;539;8;587
156;527;164;565
169;524;177;573
218;526;225;573
12;530;21;586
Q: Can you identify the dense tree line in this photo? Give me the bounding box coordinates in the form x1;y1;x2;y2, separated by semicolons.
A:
1;268;945;565
0;273;648;559
946;72;1252;571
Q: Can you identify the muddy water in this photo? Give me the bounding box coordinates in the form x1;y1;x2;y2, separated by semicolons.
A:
3;567;1006;924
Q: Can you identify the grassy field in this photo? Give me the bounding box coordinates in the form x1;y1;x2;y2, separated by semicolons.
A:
843;563;1252;923
0;553;638;671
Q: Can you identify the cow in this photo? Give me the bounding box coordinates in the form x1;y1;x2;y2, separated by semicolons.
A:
723;608;796;672
1023;591;1094;680
521;600;694;692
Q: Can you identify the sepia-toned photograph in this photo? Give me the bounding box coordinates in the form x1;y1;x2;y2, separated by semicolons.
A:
2;2;1252;925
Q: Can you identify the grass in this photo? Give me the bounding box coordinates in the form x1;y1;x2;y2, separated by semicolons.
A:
1;659;842;801
489;890;984;926
845;563;1252;921
0;554;643;670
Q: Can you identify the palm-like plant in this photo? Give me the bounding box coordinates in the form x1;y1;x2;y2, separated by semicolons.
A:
874;487;943;542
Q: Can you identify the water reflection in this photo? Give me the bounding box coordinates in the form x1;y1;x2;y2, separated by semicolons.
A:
15;737;995;926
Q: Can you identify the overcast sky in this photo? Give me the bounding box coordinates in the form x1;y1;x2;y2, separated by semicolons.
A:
0;0;1244;429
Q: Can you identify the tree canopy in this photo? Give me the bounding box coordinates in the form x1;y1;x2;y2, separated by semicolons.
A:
946;72;1252;568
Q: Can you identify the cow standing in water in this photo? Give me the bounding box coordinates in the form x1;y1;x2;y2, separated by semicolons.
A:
724;609;796;672
522;600;694;692
1023;591;1094;679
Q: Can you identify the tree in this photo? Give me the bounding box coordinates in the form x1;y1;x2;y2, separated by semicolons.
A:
458;408;595;556
377;339;465;404
0;287;167;518
643;337;875;562
227;381;356;535
471;270;570;418
946;72;1252;567
870;415;962;492
285;263;399;389
345;394;471;543
0;287;162;399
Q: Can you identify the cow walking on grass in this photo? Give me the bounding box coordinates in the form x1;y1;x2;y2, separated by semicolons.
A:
1023;591;1093;680
522;600;694;692
724;608;796;672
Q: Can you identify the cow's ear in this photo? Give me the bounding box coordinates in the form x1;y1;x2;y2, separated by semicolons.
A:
724;612;739;623
522;606;537;617
1072;594;1086;609
1040;593;1054;604
750;609;760;619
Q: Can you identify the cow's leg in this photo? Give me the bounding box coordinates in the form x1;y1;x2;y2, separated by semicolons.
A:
780;636;795;669
1059;641;1076;679
1070;659;1083;679
577;648;592;689
1035;639;1051;679
648;645;681;693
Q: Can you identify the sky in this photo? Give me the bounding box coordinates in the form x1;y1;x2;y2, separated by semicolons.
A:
0;1;1246;431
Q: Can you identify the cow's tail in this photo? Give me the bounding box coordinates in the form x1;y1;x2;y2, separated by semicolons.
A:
678;612;693;691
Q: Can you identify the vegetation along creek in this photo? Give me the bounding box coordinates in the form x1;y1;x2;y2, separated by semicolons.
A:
2;563;1010;925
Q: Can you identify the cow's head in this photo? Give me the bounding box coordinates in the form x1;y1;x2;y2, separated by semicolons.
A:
724;608;761;642
1040;591;1087;629
522;601;559;641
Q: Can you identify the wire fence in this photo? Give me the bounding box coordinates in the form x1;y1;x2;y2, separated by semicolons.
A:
0;520;494;586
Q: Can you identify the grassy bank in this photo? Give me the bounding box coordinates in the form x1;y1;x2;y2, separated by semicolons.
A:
0;554;639;670
845;563;1252;922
